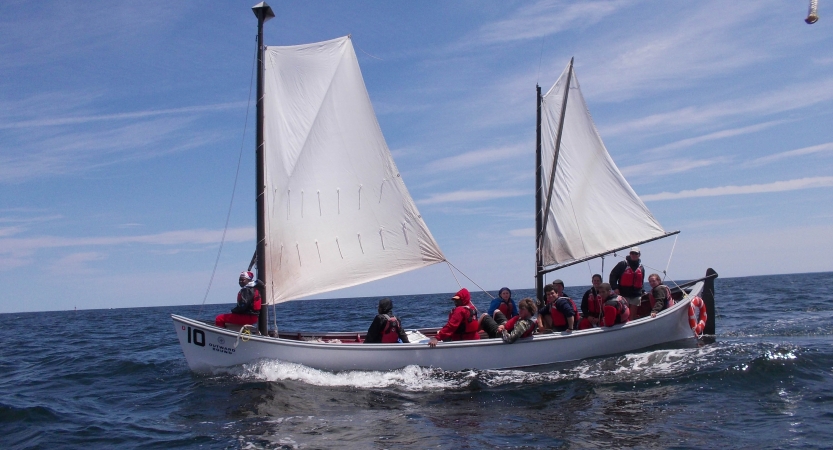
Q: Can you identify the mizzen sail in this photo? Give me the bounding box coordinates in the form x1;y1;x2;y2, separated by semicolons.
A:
261;36;445;304
539;62;669;270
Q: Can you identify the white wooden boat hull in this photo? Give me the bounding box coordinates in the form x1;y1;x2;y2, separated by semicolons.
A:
173;282;703;373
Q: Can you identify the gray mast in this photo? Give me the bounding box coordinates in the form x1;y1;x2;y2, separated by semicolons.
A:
252;2;274;336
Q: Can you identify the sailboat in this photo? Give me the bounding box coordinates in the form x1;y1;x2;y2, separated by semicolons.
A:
172;3;717;373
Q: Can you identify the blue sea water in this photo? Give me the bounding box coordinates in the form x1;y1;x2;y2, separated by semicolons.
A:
2;272;833;449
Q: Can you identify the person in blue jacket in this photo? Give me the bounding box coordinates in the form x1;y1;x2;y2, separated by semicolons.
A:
487;287;518;319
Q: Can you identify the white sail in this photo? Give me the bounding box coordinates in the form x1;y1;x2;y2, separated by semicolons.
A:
261;36;445;304
539;62;667;269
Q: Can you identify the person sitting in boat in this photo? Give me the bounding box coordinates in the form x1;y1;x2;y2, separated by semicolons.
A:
578;274;603;330
364;298;409;343
487;287;518;319
500;298;538;343
598;282;630;326
537;281;578;332
609;246;645;321
643;273;674;318
214;271;262;329
428;288;480;347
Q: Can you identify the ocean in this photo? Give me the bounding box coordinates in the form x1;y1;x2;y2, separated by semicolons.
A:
2;272;833;449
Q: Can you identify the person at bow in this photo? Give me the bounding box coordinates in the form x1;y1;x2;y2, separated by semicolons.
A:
215;271;262;329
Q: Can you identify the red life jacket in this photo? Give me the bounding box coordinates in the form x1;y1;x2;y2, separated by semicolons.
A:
505;316;535;338
380;314;401;343
497;300;512;318
238;286;262;315
619;265;644;289
550;297;578;329
648;285;675;311
587;289;603;317
602;295;630;326
454;305;480;339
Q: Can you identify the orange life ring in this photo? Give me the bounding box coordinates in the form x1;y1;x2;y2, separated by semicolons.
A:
688;296;708;336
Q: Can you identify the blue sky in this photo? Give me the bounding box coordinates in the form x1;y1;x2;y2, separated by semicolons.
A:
2;0;832;313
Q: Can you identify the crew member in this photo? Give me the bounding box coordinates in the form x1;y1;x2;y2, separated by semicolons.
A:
609;246;645;321
428;288;480;347
579;274;603;329
364;297;409;343
646;273;674;318
598;282;629;326
487;287;518;319
499;298;538;343
537;281;578;332
215;271;262;329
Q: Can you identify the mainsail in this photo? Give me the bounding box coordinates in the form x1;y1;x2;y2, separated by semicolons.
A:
261;36;445;304
539;62;670;270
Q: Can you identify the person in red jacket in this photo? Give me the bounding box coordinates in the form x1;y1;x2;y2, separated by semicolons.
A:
215;271;262;329
428;288;480;347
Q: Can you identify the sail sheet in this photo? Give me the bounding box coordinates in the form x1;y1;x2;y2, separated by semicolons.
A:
261;36;445;304
539;63;667;269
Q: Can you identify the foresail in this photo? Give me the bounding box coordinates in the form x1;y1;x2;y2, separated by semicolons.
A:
539;62;666;269
261;36;445;304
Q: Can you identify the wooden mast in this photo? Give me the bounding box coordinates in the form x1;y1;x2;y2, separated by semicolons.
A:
252;2;274;336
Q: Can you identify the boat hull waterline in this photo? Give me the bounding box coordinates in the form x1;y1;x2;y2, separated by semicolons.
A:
173;282;704;373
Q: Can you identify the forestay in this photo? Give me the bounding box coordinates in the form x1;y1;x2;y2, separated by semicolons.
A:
261;36;445;304
539;63;667;269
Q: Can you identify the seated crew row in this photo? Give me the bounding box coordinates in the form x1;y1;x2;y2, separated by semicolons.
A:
362;275;674;345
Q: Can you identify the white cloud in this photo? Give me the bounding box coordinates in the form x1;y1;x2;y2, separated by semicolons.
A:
423;145;527;173
509;228;535;237
460;0;630;48
0;102;245;130
417;189;527;205
603;77;833;136
749;141;833;166
643;120;788;154
0;116;220;183
0;227;254;255
621;157;724;179
642;176;833;201
48;251;108;275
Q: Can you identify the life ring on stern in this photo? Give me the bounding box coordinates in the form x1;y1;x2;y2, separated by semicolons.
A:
688;296;708;337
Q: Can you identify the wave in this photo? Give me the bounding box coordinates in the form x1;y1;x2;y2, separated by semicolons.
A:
224;337;832;393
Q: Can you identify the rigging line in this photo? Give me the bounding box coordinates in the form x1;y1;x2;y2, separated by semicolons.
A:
445;261;463;289
662;234;679;280
354;40;383;61
445;259;495;299
198;43;258;319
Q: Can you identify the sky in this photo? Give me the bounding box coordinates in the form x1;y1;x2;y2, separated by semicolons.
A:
1;0;832;313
